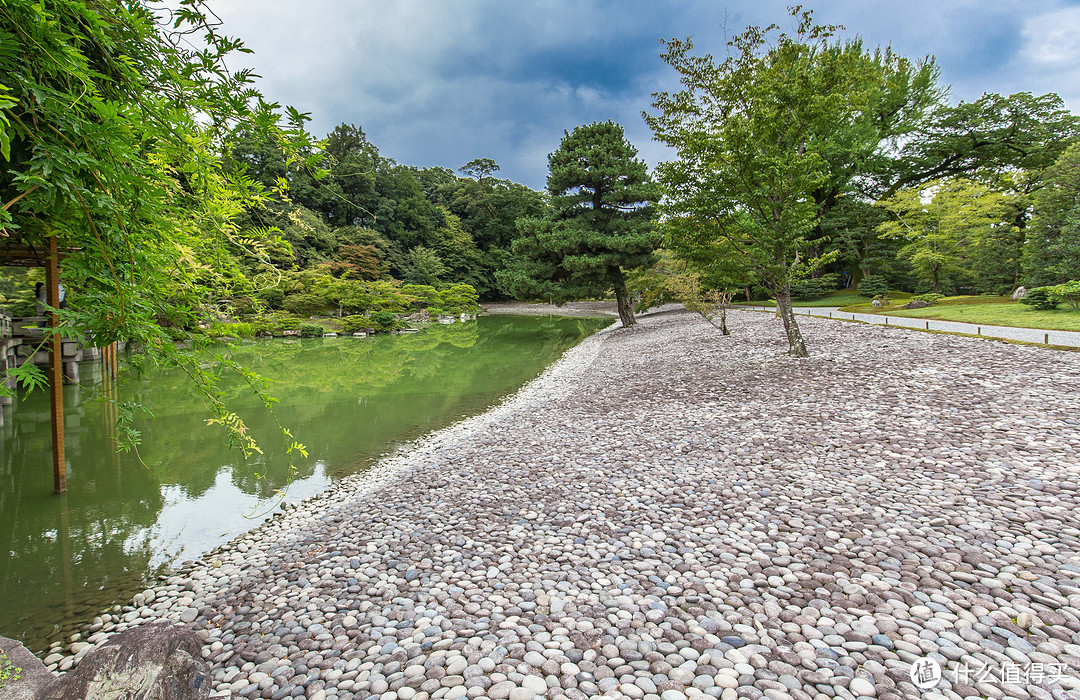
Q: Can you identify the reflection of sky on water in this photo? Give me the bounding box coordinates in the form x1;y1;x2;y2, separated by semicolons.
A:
140;464;332;569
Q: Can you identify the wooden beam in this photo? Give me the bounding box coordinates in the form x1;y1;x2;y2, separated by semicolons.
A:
46;234;66;494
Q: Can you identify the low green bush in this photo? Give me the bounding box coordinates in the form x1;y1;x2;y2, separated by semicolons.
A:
369;310;398;331
254;287;285;310
283;293;326;317
790;273;840;300
1045;280;1080;311
1020;287;1060;311
251;312;301;335
340;315;372;334
438;284;480;314
858;277;889;298
911;293;946;304
205;321;255;339
299;323;325;338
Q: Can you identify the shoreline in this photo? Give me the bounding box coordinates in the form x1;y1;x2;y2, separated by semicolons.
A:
39;309;1080;700
39;312;621;672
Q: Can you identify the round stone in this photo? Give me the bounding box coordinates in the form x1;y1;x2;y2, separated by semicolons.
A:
849;678;876;697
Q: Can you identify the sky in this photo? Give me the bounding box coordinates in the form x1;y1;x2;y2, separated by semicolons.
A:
208;0;1080;190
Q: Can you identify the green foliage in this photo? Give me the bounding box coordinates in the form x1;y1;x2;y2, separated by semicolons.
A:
790;274;841;300
912;293;946;303
1025;143;1080;286
369;310;398;331
499;122;659;327
400;284;441;311
0;649;21;690
438;284;480;314
251;312;301;335
0;0;322;460
1045;280;1080;311
648;9;902;354
206;322;255;339
1019;287;1060;310
283;293;326;317
880;92;1080;198
255;287;286;310
340;315;372;334
858;277;890;297
404;246;450;286
299;323;325;338
876;179;1013;293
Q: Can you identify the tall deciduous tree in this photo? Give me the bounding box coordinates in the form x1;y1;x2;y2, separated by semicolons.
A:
647;10;900;356
876;179;1011;294
499;122;659;327
1025;143;1080;285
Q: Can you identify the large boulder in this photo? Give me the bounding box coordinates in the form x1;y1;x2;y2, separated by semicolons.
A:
45;623;210;700
903;299;932;309
0;624;212;700
0;636;54;700
1011;286;1027;300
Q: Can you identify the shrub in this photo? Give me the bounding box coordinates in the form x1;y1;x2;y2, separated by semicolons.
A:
283;293;326;317
400;284;441;311
911;293;946;304
340;315;372;334
858;277;889;298
254;287;285;310
438;284;480;314
251;313;301;335
299;323;325;338
790;273;840;300
1045;280;1080;311
369;310;398;331
1020;287;1060;311
205;321;255;339
227;295;257;315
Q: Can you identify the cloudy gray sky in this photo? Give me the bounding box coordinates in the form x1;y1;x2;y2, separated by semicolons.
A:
210;0;1080;190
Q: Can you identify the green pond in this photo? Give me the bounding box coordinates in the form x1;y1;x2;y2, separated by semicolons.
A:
0;314;610;653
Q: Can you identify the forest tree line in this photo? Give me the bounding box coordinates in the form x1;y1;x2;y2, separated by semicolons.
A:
3;0;1080;417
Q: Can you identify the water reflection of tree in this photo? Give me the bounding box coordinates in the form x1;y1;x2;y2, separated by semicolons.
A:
0;382;163;653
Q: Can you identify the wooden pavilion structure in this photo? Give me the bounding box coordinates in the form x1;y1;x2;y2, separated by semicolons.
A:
0;235;118;494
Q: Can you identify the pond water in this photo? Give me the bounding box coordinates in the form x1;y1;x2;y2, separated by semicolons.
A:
0;315;610;653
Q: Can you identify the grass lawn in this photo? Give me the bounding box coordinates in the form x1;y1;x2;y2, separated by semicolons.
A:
838;295;1080;332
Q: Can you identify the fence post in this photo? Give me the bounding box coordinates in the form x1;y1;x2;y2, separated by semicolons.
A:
977;326;981;335
1045;333;1049;345
926;321;929;330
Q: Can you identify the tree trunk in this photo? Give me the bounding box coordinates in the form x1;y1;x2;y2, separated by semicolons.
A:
613;276;636;327
775;285;809;357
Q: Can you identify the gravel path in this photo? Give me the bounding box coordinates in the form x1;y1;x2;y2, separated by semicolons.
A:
734;306;1080;348
50;309;1080;700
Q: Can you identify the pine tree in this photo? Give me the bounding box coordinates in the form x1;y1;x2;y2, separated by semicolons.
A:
499;122;659;326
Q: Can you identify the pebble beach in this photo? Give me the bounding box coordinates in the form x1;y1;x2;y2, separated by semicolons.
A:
46;309;1080;700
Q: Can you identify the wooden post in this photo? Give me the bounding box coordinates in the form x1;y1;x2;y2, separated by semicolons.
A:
46;234;66;494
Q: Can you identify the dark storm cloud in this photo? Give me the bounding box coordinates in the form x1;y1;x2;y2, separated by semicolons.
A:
211;0;1080;189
